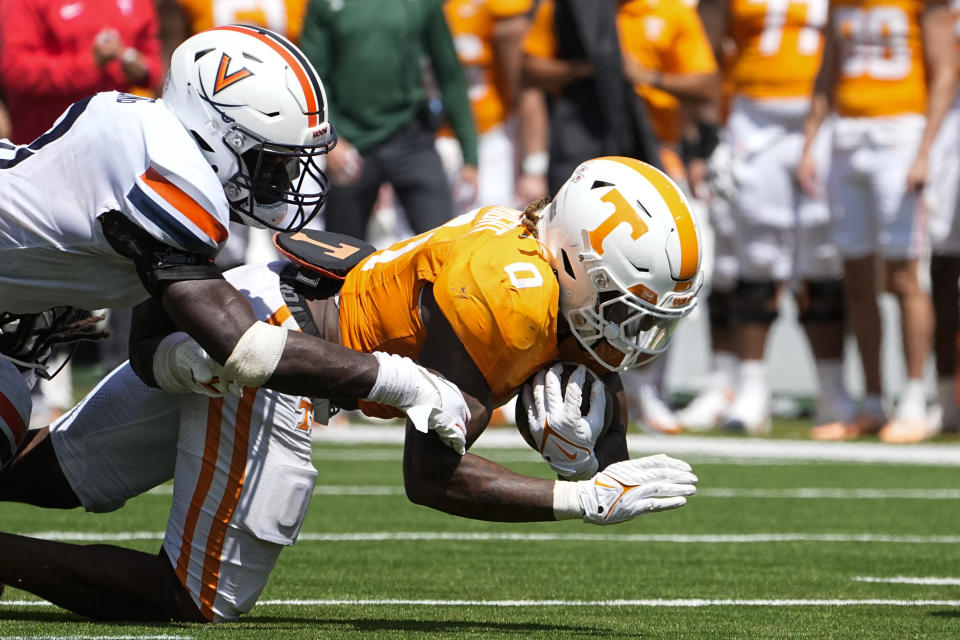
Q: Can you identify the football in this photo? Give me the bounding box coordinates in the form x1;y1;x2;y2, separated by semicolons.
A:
514;361;615;451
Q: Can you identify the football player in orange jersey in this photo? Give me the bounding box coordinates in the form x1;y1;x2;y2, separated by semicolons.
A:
798;0;958;442
0;157;702;621
438;0;534;210
522;0;718;434
693;0;855;435
926;0;960;435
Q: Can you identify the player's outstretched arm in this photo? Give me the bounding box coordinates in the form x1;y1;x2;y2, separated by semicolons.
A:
145;278;469;451
404;287;696;523
404;426;697;524
159;278;379;399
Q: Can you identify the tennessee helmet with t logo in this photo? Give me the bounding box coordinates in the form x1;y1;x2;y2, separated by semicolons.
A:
162;25;337;231
538;156;703;371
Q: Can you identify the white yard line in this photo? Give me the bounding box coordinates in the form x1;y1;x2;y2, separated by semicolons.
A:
254;598;960;607
17;531;960;544
312;426;960;466
6;599;959;609
144;485;960;499
854;576;960;586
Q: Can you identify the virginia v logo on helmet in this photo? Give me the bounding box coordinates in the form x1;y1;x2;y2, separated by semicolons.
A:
162;25;337;232
538;156;703;371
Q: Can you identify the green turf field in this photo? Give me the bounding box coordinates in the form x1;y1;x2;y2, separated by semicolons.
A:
2;426;959;639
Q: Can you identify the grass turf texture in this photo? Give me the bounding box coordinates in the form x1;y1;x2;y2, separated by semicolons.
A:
1;429;958;639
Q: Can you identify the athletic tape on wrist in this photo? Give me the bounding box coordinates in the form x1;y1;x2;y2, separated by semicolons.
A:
365;351;422;409
552;480;584;520
222;321;287;388
152;331;191;393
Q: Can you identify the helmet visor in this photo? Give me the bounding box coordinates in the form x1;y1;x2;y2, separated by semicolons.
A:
568;289;691;371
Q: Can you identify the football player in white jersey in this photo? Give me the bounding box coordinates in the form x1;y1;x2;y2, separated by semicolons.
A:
0;25;470;469
0;159;701;622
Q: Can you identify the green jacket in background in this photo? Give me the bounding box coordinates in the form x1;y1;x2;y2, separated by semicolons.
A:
301;0;478;167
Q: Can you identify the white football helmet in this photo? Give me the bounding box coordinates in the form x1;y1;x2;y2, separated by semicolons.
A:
538;156;703;371
162;24;336;231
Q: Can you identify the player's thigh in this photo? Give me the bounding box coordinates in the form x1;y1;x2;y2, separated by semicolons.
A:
827;146;874;260
49;362;178;512
796;222;843;281
737;224;793;282
929;102;960;255
731;127;799;228
164;388;317;622
871;123;926;259
0;359;32;469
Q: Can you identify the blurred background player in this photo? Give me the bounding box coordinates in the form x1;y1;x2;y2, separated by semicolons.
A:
521;0;718;433
694;0;853;435
926;0;960;436
799;0;957;442
519;0;663;197
300;0;478;241
0;0;163;144
437;0;534;211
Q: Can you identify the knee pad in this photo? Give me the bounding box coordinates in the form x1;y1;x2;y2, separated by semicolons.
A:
732;280;779;325
707;290;734;330
799;279;846;325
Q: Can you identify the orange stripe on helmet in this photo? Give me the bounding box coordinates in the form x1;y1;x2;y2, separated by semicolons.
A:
213;25;320;128
597;156;700;282
142;168;228;245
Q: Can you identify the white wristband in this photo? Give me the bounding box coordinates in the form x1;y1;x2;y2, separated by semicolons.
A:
222;321;287;388
152;331;191;393
522;151;549;177
552;480;584;520
365;351;421;409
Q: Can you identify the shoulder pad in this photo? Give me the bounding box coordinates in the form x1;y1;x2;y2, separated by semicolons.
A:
274;229;376;298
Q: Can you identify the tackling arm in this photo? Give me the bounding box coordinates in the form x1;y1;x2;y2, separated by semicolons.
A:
159;278;379;399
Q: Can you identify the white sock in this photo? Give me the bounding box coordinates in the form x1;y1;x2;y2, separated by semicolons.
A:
938;377;959;425
896;378;927;421
738;360;768;395
862;393;885;418
711;351;738;391
815;360;845;400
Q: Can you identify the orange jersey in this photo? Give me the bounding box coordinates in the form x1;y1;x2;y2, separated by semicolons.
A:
339;206;561;408
523;0;716;144
729;0;829;99
177;0;307;42
444;0;533;134
831;0;928;117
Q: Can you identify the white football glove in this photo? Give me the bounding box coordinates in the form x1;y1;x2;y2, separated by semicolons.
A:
553;454;698;525
367;352;470;455
152;331;242;398
522;363;607;480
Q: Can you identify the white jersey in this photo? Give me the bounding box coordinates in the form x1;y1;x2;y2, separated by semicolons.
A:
0;91;230;313
51;260;316;622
